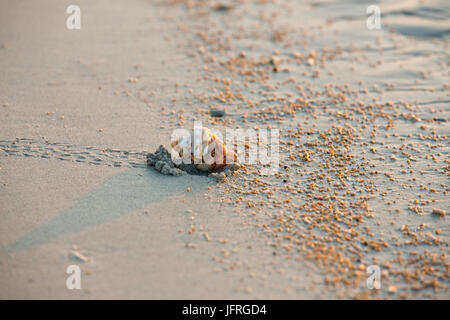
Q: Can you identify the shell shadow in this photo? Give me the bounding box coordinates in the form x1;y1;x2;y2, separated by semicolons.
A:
7;168;207;252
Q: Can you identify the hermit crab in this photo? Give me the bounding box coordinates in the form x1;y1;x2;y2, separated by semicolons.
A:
147;126;239;180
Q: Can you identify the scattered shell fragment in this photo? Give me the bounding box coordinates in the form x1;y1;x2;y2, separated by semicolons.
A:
71;250;89;263
388;285;398;294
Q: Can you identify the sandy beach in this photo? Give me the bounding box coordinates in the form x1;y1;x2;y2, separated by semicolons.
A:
0;0;448;299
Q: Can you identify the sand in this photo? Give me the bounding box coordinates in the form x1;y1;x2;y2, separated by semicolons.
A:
0;0;448;299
